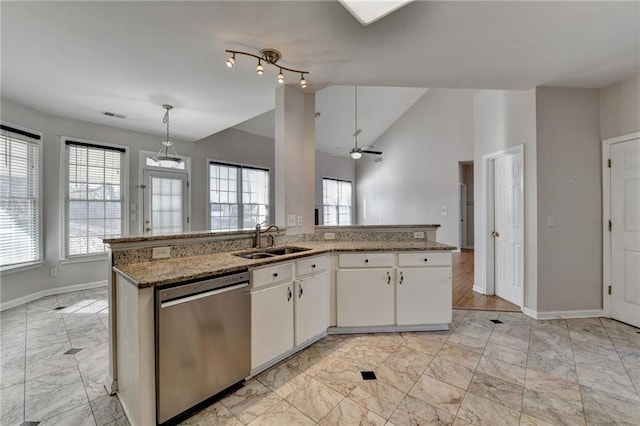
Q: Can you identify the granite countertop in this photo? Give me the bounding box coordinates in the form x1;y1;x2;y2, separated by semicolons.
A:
114;240;455;288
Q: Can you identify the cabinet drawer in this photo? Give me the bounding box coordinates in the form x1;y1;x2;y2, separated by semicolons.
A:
398;252;451;267
338;253;394;268
296;255;328;278
251;262;293;290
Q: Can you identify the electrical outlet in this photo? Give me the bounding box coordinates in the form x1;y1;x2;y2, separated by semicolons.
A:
440;210;448;216
413;231;425;239
152;247;171;259
49;267;58;277
131;213;137;221
297;215;303;226
324;233;335;240
287;215;297;227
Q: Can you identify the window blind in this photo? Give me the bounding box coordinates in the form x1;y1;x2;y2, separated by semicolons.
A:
65;141;124;257
322;178;352;226
0;125;41;268
209;162;269;231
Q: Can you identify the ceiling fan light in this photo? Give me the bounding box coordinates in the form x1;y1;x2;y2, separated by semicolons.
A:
256;60;264;75
226;54;235;68
277;70;284;84
350;150;362;160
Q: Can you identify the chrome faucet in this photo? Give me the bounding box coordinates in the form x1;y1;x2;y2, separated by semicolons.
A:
253;223;281;248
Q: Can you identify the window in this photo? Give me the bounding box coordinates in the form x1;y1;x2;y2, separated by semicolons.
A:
209;162;269;231
64;140;126;258
0;124;42;269
322;178;352;225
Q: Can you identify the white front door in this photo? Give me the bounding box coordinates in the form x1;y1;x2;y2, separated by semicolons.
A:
493;153;523;306
611;138;640;327
143;170;188;234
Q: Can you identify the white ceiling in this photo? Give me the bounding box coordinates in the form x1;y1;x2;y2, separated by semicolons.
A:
233;85;427;156
2;1;638;142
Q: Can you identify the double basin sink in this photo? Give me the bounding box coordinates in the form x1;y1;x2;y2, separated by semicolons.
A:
234;246;310;260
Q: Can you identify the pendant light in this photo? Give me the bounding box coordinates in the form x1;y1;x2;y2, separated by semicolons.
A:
153;104;182;166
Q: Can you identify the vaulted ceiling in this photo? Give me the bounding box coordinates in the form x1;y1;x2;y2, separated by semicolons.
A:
2;1;638;142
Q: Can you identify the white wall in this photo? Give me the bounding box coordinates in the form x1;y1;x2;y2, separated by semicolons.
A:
536;87;602;312
194;127;275;229
473;89;538;309
0;100;274;305
600;74;640;139
315;151;357;224
356;89;475;247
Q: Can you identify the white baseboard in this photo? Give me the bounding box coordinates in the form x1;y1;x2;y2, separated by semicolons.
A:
523;307;604;320
1;280;107;311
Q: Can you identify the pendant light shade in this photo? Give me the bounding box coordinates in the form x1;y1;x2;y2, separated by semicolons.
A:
153;105;182;166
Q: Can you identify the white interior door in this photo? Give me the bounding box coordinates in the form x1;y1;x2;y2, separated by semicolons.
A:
493;153;523;306
143;170;188;234
611;138;640;327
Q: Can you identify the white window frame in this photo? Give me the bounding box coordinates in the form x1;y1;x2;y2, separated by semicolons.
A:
322;177;353;226
0;122;44;274
60;136;129;262
139;150;191;235
207;159;270;231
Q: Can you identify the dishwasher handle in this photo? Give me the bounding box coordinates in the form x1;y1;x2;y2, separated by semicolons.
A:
160;283;249;309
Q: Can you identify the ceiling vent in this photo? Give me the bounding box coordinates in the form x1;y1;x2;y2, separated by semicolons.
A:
102;111;126;119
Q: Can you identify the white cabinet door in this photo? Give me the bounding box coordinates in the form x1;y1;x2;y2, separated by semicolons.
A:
294;272;329;345
337;268;394;327
251;282;294;369
396;267;452;325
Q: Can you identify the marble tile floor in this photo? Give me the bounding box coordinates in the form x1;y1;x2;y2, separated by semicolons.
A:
2;289;640;426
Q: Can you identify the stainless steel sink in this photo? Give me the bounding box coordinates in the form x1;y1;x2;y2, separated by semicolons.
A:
234;246;310;259
238;252;277;260
264;246;310;256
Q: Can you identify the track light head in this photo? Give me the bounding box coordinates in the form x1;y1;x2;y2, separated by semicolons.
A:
256;60;264;75
277;69;285;84
300;74;308;88
226;54;235;68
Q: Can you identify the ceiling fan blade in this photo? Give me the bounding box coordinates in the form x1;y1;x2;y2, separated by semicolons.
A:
362;149;383;155
353;128;362;137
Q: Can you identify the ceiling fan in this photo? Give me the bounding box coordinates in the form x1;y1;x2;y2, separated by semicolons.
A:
350;86;383;159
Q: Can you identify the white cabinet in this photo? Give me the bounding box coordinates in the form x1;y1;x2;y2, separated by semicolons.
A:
396;267;452;325
251;281;294;369
337;268;395;327
294;272;329;345
336;251;452;329
251;256;330;371
251;262;294;370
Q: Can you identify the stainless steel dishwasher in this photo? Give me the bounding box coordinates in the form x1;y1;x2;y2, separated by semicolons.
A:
155;270;250;425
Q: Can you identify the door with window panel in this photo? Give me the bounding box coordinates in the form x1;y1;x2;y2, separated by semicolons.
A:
143;170;188;235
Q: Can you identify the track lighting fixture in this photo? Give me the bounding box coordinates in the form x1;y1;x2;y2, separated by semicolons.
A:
153;104;182;166
225;48;309;87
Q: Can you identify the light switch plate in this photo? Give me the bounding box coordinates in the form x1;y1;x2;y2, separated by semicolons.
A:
152;247;171;259
413;231;425;239
297;215;303;226
440;211;448;216
287;215;297;227
324;233;336;240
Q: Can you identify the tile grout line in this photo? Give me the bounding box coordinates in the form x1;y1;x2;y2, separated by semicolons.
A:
566;319;589;426
598;317;640;400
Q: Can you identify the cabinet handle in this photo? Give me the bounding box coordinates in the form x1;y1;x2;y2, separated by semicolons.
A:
287;287;292;302
399;272;404;284
365;259;369;263
273;272;278;278
299;284;303;298
311;264;316;269
387;271;391;285
423;258;428;262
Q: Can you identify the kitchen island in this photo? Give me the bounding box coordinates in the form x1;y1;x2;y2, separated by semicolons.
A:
104;225;455;425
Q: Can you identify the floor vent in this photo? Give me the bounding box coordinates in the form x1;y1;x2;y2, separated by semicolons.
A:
361;371;377;380
490;319;503;324
64;348;82;355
